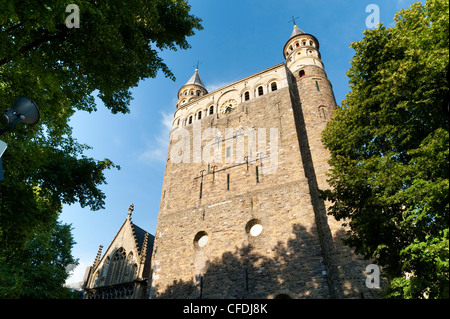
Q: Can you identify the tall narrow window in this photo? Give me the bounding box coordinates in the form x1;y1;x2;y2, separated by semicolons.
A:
196;90;201;96
271;82;277;92
198;111;202;120
315;81;320;91
244;91;250;101
256;166;259;183
258;86;263;96
188;115;193;124
319;106;327;120
227;174;230;190
209;105;214;115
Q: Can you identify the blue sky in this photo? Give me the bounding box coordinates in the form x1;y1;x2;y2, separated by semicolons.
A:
61;0;421;284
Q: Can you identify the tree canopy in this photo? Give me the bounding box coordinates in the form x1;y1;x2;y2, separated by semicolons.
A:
321;0;449;298
0;0;202;297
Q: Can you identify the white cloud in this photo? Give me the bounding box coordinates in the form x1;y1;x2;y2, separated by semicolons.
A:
138;111;173;164
65;259;90;287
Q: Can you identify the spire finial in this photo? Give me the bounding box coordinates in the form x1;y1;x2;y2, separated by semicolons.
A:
193;60;202;71
128;203;134;218
288;16;299;27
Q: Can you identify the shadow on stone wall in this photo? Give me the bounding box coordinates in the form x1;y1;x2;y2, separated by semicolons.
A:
154;223;337;299
152;222;382;299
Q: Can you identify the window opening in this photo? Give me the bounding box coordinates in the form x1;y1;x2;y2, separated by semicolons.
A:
258;86;263;96
271;82;277;91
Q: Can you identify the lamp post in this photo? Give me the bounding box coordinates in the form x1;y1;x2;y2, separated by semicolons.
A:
0;95;40;181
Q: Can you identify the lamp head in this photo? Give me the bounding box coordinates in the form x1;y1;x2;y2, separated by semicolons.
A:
1;96;40;125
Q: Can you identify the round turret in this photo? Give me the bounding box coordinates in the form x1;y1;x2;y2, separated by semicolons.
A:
176;69;208;109
283;25;324;75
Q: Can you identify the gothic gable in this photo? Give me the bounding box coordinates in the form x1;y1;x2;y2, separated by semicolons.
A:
83;204;154;299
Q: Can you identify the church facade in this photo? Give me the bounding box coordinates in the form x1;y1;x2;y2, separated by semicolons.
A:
83;205;154;299
149;25;377;299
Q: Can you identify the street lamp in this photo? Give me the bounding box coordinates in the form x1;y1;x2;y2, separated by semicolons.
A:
0;95;40;181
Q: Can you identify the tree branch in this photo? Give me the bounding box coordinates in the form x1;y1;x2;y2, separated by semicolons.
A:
0;24;67;67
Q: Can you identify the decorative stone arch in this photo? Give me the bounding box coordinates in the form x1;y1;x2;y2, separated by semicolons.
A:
266;77;280;92
217;89;240;113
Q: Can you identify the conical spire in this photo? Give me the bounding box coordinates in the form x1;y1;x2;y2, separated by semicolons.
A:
183;68;206;90
290;24;305;39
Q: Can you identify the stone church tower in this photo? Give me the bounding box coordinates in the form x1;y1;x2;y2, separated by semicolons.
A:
149;25;375;299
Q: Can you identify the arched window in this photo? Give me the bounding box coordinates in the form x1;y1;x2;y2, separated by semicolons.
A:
271;82;277;92
198;111;202;120
124;252;137;282
258;86;263;96
209;105;214;115
296;42;299;47
299;70;306;78
319;106;327;120
188;115;193;124
196;90;201;96
244;91;250;101
107;247;127;285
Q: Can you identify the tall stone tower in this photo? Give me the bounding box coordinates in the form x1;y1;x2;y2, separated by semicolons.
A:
149;25;375;299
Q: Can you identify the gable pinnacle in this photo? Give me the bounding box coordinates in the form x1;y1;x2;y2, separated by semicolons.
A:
93;244;103;267
140;232;149;262
128;203;134;219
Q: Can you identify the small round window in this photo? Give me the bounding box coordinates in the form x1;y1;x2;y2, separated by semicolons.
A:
246;219;263;237
194;231;209;248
